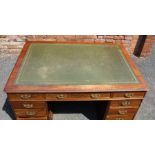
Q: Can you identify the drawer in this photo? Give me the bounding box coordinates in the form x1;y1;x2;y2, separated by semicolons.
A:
46;93;110;101
110;100;141;108
16;116;48;120
106;114;135;120
14;109;47;117
10;101;47;109
8;93;46;101
108;107;138;115
111;92;145;98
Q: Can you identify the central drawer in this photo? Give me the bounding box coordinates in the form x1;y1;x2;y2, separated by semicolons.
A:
46;93;110;101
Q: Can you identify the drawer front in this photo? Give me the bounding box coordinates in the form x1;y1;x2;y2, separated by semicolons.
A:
14;109;47;117
8;93;46;101
10;101;47;109
108;107;138;115
110;100;141;108
16;116;48;120
111;92;145;98
46;93;110;101
106;114;135;120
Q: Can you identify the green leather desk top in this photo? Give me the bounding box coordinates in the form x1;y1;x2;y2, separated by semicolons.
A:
14;43;139;85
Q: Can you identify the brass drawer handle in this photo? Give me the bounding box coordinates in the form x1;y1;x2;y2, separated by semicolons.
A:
115;118;124;120
26;111;36;116
56;94;65;99
124;93;134;98
118;110;127;115
121;101;131;106
23;103;33;108
90;94;100;99
20;94;31;100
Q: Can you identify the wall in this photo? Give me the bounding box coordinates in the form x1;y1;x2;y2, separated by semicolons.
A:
0;35;154;56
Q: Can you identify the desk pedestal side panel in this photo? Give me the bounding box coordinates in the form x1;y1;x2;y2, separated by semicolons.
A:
8;91;146;120
105;100;142;120
104;92;146;120
9;100;51;120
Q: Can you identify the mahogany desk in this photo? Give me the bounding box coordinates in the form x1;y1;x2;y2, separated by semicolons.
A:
4;41;148;120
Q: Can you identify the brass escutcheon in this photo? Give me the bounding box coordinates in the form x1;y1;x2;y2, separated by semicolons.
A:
90;94;100;99
20;94;31;100
115;118;124;120
121;101;131;106
23;103;33;108
118;110;127;115
26;111;36;116
124;93;134;98
56;94;65;99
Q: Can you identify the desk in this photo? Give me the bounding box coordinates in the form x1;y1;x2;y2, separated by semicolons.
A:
4;41;148;120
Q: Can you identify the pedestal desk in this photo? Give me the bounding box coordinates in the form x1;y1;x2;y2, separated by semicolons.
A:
4;41;148;120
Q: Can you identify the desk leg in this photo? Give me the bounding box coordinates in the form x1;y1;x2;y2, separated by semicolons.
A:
47;102;53;120
48;110;53;120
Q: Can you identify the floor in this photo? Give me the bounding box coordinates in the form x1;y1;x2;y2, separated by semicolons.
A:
0;47;155;120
